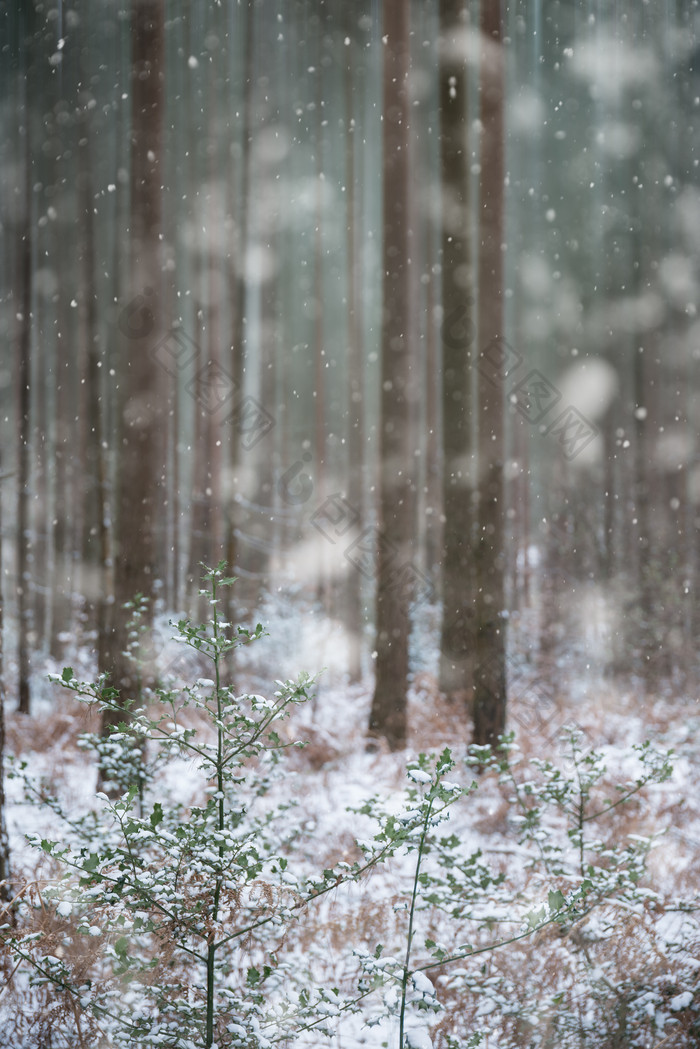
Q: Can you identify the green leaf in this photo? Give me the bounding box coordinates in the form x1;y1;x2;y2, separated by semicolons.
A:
548;889;566;913
524;905;546;929
61;667;74;683
83;853;100;873
150;803;163;829
247;966;260;987
114;936;129;958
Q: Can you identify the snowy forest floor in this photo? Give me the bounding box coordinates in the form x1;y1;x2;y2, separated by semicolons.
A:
3;592;700;1047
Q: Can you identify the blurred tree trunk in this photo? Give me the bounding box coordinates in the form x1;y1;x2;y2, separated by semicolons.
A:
50;287;73;660
314;87;329;615
472;0;507;747
77;104;109;671
438;0;475;706
368;0;414;751
189;62;226;611
514;413;531;610
631;218;660;684
187;306;209;619
168;378;181;611
343;18;365;683
602;410;616;580
0;452;11;903
225;1;254;623
102;0;165;727
242;18;279;611
17;134;32;716
32;294;48;651
204;87;225;578
633;337;660;684
423;259;442;586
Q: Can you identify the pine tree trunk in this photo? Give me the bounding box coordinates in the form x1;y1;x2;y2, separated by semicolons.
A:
0;451;11;902
438;0;476;705
77;107;109;668
368;0;414;751
473;0;507;747
343;22;365;683
17;151;32;716
103;0;165;728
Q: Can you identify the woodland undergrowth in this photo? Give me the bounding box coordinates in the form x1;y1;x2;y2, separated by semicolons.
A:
0;565;698;1049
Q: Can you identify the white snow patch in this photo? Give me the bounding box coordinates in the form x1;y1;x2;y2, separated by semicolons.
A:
555;357;619;423
411;971;436;998
407;769;432;784
405;1024;433;1049
669;991;693;1011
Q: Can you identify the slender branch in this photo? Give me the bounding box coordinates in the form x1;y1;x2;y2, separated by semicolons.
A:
399;789;435;1049
267;986;376;1041
583;777;659;824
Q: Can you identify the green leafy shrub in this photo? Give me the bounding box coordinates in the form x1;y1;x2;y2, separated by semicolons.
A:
2;566;401;1047
1;566;695;1049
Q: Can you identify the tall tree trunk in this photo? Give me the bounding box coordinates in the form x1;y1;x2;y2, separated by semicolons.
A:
633;340;656;684
50;285;73;659
103;0;165;725
238;11;279;611
314;108;328;614
472;0;507;747
368;0;414;751
438;0;475;705
0;452;11;902
202;55;225;581
424;255;442;586
602;410;616;580
515;410;531;610
343;20;365;683
17;143;32;716
32;294;48;651
77;104;109;669
187;306;209;618
225;1;254;623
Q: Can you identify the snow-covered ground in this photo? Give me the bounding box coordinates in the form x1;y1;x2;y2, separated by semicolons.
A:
3;594;700;1047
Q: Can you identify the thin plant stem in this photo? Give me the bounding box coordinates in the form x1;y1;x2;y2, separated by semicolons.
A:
206;572;225;1048
399;787;436;1049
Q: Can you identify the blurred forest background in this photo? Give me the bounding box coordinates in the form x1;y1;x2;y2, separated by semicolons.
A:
0;0;699;750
